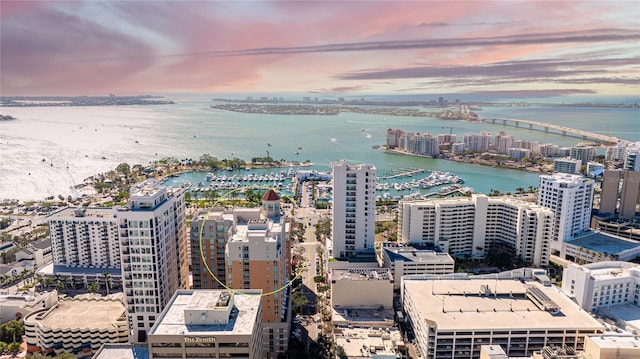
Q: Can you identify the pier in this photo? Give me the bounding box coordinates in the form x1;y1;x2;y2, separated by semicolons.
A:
379;167;426;180
482;117;629;145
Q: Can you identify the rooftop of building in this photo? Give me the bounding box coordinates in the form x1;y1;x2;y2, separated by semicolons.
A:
382;244;454;264
595;304;640;335
46;207;115;220
38;263;122;277
540;173;592;184
587;334;640;350
331;307;396;326
92;344;149;359
567;231;640;254
149;290;261;336
575;261;640;281
334;326;403;358
25;293;125;329
403;279;603;331
262;189;280;201
332;268;392;281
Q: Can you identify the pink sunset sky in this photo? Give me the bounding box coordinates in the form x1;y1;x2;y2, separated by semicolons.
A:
1;0;639;97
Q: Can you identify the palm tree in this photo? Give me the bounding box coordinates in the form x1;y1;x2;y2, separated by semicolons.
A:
54;280;64;293
88;282;99;294
43;277;52;289
103;272;111;296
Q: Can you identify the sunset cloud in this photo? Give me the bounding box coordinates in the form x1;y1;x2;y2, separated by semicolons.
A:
1;0;638;97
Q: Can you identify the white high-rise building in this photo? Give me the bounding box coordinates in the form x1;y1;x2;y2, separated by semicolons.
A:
463;132;491;153
496;134;514;154
562;261;640;313
398;194;554;266
331;161;376;259
117;181;188;343
570;144;596;165
47;207;120;268
606;143;627;162
624;141;640;171
538;174;594;255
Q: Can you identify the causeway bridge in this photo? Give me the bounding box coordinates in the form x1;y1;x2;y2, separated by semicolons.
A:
481;117;630;145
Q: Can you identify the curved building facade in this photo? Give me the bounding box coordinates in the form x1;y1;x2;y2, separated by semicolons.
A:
24;293;128;357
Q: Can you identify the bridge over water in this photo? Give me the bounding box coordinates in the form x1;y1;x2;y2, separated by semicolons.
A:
481;117;630;145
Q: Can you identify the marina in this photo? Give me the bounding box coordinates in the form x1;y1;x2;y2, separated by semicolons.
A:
166;167;468;203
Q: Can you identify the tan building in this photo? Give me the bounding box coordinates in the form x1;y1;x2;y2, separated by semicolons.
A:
25;293;128;357
147;289;263;359
620;171;640;219
331;268;393;310
225;190;291;356
583;335;640;359
600;170;621;214
402;278;604;358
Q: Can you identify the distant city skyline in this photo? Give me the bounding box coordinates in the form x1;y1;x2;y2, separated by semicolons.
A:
1;0;638;98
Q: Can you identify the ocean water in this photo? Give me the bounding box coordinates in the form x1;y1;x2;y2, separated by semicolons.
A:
1;98;637;201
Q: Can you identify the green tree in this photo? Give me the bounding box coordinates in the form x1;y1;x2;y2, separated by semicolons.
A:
1;320;24;343
88;282;99;294
116;162;130;175
103;272;111;296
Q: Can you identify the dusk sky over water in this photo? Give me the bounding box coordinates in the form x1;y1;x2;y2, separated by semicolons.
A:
1;0;639;97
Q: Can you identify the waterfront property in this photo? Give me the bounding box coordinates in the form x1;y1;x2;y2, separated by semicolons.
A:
331;161;376;259
398;194;554;267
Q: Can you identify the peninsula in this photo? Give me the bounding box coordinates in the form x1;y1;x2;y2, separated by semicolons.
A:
0;95;174;107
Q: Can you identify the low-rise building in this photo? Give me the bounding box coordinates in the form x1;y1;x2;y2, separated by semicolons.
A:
378;242;454;289
330;268;393;310
402;277;604;358
0;291;57;323
147;289;263;359
24;293;128;357
563;231;640;264
15;238;52;269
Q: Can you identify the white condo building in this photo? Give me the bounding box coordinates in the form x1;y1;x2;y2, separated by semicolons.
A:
463;132;491;153
117;181;189;343
538;174;594;255
47;207;120;268
398;194;554;266
331;161;376;259
553;157;582;174
562;261;640;313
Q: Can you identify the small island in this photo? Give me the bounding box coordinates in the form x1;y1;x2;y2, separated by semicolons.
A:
0;95;174;107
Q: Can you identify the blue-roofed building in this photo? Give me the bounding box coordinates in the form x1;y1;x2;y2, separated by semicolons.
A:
564;231;640;263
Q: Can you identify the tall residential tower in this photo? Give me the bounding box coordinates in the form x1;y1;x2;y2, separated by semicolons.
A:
331;161;376;259
117;181;188;343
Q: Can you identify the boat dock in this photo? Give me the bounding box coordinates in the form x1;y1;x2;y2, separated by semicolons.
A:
379;167;426;180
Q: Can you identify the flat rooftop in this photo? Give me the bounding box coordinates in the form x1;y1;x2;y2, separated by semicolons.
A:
150;290;261;336
588;334;640;350
33;294;125;329
46;207;115;220
334;327;403;358
332;268;392;281
587;263;640;281
92;344;149;359
567;231;640;254
597;304;640;334
383;245;454;264
38;263;121;277
403;280;604;331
